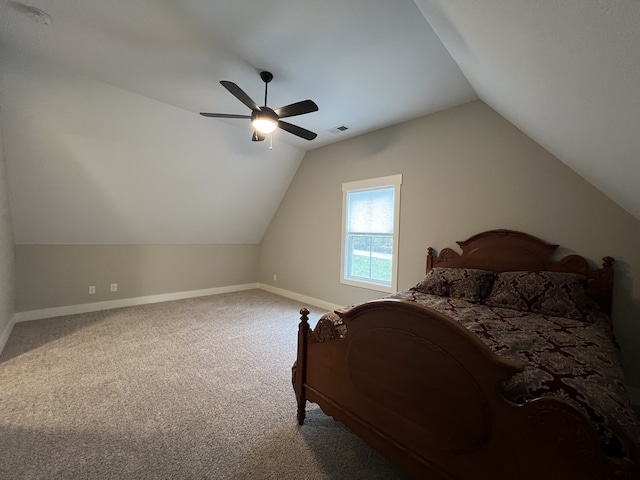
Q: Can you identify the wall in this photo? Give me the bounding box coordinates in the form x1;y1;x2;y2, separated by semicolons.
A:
259;100;640;392
0;127;16;346
0;58;296;316
15;244;258;312
0;60;304;246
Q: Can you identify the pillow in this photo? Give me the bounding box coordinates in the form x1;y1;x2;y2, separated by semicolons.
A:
484;271;593;321
411;267;495;303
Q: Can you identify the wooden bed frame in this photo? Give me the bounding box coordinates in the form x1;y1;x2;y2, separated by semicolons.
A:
294;229;638;479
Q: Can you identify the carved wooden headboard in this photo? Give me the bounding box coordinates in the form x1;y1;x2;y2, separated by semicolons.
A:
426;229;614;314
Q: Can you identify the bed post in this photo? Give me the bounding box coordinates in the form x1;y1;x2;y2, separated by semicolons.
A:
600;256;615;315
296;308;310;425
426;247;434;272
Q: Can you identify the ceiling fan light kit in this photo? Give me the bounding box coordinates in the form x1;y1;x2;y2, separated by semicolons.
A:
251;108;278;134
200;71;318;142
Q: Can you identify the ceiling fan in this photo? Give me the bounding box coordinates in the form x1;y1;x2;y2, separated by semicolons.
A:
200;71;319;142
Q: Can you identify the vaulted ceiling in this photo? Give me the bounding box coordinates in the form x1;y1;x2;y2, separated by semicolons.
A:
0;0;637;244
414;0;640;223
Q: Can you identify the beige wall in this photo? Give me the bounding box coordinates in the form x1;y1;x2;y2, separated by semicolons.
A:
15;244;258;311
1;59;304;246
0;129;15;337
258;100;640;391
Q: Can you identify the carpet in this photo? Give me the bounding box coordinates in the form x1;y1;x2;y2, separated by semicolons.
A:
0;289;407;479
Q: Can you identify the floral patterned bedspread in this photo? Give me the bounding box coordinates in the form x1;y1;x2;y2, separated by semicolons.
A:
322;291;640;460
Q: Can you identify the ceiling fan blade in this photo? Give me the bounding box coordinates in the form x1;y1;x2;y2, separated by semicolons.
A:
200;113;251;119
274;100;319;119
252;130;265;142
278;121;317;141
220;81;261;112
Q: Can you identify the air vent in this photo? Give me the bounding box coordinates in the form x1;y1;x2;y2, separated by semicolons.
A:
329;125;349;134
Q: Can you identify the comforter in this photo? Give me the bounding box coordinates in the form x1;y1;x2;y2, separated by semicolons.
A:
320;290;640;461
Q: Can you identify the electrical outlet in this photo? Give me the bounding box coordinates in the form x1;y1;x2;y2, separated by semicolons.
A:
110;283;118;292
89;286;96;294
273;274;277;282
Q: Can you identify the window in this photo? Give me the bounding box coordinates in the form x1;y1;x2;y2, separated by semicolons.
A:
341;174;402;293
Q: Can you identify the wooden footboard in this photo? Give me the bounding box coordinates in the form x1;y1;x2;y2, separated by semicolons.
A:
294;300;639;480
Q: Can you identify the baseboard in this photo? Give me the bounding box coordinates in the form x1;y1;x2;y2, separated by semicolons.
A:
14;283;260;323
257;283;341;312
8;284;640;406
0;315;15;355
12;283;338;324
6;284;337;357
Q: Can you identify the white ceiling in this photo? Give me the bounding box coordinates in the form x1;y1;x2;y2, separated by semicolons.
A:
0;0;638;244
414;0;640;221
0;0;476;244
0;0;476;149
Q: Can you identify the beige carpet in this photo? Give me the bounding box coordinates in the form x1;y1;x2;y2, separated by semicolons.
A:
0;289;407;479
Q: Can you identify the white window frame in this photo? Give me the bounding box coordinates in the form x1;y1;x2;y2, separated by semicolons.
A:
340;174;402;293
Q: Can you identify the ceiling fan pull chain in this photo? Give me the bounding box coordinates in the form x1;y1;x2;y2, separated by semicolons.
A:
269;133;273;150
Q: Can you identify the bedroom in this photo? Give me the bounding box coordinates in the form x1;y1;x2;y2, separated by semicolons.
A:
0;0;639;478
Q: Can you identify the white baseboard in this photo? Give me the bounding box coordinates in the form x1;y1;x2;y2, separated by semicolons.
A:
12;283;338;324
2;284;336;358
257;283;341;313
7;284;640;406
0;315;15;354
14;283;260;323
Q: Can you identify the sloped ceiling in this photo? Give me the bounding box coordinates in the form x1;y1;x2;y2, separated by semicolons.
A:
0;0;638;245
414;0;640;221
0;0;475;244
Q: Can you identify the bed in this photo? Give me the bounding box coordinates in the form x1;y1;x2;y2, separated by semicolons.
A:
293;229;640;479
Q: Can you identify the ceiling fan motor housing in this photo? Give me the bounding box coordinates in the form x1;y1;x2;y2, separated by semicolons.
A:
252;107;278;122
